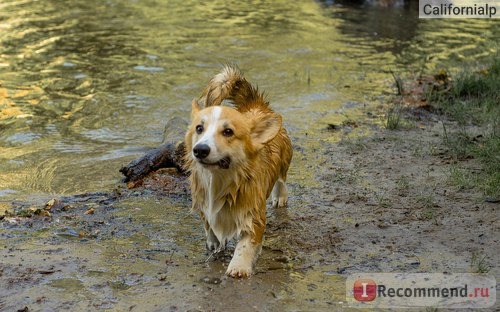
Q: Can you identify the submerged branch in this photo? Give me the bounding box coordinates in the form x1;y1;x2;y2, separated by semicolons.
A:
119;117;188;182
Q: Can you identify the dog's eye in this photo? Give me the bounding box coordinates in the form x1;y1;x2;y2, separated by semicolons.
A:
195;125;204;134
222;128;234;137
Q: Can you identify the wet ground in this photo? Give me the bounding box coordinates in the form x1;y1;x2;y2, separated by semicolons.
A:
1;0;499;311
2;103;498;311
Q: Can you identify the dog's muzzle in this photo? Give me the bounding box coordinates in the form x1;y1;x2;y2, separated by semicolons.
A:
193;144;231;169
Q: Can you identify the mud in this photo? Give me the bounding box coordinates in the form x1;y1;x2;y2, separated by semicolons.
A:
1;101;498;311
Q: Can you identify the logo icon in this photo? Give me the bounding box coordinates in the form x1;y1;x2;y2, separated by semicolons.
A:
353;279;377;302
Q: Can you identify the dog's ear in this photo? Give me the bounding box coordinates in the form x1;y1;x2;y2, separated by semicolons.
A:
251;113;282;149
190;99;202;119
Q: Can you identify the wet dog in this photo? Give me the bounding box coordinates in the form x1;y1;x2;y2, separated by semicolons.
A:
184;65;292;277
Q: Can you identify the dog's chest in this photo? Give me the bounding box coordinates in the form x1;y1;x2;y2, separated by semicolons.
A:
196;171;252;240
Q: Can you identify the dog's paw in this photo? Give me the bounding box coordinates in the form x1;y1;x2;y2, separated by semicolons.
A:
272;196;288;208
206;229;226;252
206;240;219;252
206;234;220;251
206;237;228;253
226;261;253;278
271;179;288;208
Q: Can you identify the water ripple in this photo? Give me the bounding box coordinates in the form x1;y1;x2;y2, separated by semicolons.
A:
0;0;498;198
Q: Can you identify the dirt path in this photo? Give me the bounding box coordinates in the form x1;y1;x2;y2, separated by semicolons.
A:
1;105;498;311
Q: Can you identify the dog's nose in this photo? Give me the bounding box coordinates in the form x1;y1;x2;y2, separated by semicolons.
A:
193;144;210;159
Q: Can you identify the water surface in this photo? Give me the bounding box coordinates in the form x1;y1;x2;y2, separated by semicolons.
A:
1;0;498;200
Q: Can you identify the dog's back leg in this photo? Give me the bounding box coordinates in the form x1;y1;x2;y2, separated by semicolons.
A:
271;177;288;208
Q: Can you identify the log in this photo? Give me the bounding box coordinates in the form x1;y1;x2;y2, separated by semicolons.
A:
119;117;188;182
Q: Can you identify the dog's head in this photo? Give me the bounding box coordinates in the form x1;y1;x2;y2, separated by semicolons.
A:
185;99;282;170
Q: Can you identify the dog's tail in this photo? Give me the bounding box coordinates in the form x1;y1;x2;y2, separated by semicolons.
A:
202;65;268;109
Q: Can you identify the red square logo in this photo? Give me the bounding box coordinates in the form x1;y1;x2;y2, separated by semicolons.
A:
353;279;377;302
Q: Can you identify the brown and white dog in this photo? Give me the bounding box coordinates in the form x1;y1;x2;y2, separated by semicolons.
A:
184;65;293;277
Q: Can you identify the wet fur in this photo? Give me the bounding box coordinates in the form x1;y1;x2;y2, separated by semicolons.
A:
184;66;292;277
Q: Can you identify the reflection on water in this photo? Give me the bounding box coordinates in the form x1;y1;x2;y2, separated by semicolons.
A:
0;0;498;199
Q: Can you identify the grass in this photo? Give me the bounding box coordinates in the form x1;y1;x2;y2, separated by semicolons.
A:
385;105;403;130
419;208;435;221
448;166;475;191
340;137;368;154
471;253;490;273
375;191;392;208
391;70;404;95
429;57;500;199
386;69;418;130
416;192;436;210
472;135;500;196
440;121;474;160
395;175;410;196
384;104;415;130
414;191;441;224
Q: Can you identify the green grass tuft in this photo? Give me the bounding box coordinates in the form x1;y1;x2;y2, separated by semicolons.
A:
385;105;403;130
430;57;500;199
391;71;404;95
448;166;475;191
471;253;490;273
395;175;410;196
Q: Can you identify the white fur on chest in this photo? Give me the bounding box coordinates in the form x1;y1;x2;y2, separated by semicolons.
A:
196;169;253;244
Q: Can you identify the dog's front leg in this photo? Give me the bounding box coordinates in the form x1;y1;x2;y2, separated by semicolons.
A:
226;216;264;278
201;212;222;251
206;226;221;251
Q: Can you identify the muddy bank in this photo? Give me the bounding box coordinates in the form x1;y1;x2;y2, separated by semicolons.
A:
1;102;499;311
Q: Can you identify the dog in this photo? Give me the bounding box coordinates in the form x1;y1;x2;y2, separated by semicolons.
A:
184;65;292;277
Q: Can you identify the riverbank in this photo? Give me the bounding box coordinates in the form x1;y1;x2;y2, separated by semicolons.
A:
1;59;498;311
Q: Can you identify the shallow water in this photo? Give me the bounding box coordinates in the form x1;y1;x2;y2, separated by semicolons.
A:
0;0;499;310
1;0;497;200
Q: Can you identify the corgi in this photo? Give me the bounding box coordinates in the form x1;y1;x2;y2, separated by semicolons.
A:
184;65;293;277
